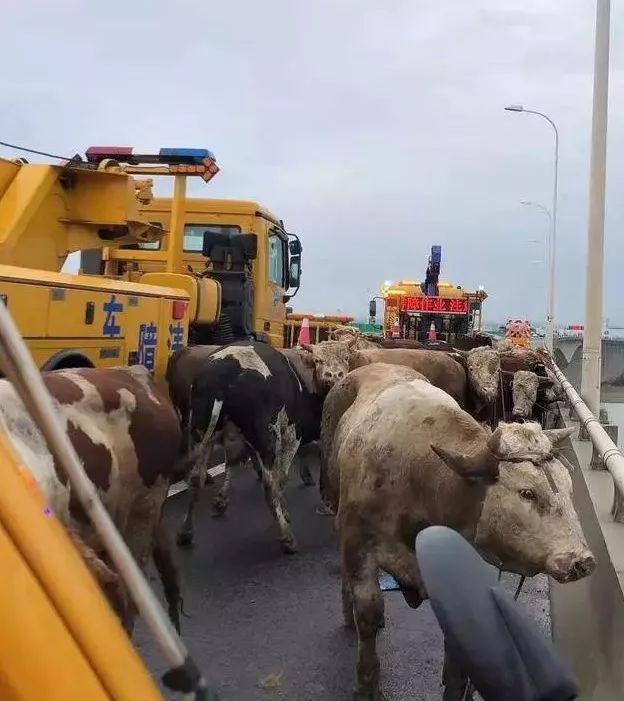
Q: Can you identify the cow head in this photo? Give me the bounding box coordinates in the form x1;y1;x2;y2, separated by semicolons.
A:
301;339;355;392
455;346;500;406
512;371;555;418
474;423;595;583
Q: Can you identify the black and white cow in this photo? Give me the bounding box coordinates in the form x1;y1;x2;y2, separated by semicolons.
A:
176;339;353;553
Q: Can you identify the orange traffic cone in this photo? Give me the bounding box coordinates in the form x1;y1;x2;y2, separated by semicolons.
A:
297;317;311;347
428;321;437;341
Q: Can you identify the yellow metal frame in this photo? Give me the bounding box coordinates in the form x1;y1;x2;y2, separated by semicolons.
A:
0;430;163;701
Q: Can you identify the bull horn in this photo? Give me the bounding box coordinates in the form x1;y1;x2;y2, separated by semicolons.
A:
543;427;575;448
300;342;314;352
430;443;499;484
486;426;503;454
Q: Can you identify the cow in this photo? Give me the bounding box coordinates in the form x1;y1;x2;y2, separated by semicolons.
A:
349;348;470;409
321;363;594;701
165;343;222;453
349;347;500;417
509;369;558;423
330;326;379;349
0;366;183;633
178;339;354;553
497;352;557;426
166;338;356;514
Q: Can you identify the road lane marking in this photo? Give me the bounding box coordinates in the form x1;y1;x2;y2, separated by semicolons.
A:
167;462;226;498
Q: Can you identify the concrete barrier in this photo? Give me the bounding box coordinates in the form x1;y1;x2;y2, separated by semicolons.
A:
550;409;624;699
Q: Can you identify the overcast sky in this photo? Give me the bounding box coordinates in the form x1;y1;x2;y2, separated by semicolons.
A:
3;1;623;325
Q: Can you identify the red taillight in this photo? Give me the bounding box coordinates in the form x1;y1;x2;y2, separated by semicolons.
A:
172;301;187;320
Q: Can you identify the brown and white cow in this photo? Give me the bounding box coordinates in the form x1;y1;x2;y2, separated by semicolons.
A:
321;363;594;700
0;366;183;632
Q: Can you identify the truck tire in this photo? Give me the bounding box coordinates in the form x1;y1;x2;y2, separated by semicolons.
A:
41;351;94;371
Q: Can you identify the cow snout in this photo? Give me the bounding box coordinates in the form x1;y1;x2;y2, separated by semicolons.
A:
549;550;596;583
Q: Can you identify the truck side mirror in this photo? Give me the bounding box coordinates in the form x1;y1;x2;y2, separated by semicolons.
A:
289;255;301;288
369;299;377;321
202;231;229;257
289;239;302;255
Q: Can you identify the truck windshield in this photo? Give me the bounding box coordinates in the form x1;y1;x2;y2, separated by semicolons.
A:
183;224;242;252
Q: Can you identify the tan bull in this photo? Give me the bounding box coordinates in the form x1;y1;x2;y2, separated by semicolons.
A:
349;346;501;415
321;363;594;701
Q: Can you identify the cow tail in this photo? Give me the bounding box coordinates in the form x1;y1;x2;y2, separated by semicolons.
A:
206;398;223;439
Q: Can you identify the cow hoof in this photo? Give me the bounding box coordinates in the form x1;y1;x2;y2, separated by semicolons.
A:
211;497;228;517
353;690;385;701
281;538;298;555
176;531;194;548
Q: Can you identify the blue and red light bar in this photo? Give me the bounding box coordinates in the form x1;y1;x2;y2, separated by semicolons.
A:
85;146;216;166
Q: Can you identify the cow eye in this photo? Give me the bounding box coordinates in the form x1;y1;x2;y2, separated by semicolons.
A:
519;488;537;501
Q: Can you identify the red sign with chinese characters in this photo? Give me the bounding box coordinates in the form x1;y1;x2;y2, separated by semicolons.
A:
399;296;469;315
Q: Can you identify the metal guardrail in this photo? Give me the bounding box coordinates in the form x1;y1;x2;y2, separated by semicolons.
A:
552;360;624;523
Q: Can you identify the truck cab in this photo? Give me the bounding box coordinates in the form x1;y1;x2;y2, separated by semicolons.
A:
99;198;301;348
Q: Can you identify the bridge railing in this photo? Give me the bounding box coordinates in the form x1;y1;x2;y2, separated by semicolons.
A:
551;360;624;522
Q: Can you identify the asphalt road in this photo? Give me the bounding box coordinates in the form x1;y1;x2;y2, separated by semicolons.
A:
134;461;551;701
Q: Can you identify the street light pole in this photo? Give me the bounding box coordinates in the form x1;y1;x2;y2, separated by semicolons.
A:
521;200;551;327
581;0;611;418
505;105;559;353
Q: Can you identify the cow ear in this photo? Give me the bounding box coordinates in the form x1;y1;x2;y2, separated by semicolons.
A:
543;427;575;447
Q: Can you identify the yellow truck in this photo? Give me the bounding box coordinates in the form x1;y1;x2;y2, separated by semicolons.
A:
0;144;338;387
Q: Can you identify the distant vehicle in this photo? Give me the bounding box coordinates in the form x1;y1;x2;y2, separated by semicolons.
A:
370;245;487;347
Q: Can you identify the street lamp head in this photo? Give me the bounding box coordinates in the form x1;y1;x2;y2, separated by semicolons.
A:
505;104;524;112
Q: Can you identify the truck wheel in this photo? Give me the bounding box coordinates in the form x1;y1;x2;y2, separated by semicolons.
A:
41;351;94;371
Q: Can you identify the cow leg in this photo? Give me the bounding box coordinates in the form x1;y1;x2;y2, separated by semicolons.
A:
341;572;356;630
153;519;182;633
377;540;426;609
258;455;298;554
70;528;131;627
122;492;167;635
296;442;316;487
212;462;232;516
177;462;203;546
347;551;385;701
177;435;219;544
442;640;472;701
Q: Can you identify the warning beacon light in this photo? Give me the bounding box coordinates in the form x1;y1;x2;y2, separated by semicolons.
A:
84;146;219;182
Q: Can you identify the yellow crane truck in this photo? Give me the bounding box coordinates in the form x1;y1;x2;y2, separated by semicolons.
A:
0;144;338;388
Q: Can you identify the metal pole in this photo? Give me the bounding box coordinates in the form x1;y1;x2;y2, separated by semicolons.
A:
520;112;558;354
506;109;559;352
547;128;559;355
581;0;611;418
521;201;552;329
